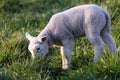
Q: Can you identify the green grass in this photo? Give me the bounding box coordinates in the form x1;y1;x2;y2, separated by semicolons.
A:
0;0;120;80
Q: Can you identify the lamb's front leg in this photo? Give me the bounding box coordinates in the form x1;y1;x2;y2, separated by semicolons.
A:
60;40;73;70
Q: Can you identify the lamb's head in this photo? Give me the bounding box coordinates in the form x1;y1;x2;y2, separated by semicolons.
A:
25;32;49;59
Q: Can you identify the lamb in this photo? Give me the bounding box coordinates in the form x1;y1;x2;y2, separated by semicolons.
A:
25;4;117;70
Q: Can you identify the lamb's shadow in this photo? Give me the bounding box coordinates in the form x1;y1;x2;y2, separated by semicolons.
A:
48;67;70;79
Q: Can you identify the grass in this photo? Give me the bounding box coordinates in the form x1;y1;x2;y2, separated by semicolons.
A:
0;0;120;80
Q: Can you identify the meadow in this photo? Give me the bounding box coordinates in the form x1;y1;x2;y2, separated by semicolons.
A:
0;0;120;80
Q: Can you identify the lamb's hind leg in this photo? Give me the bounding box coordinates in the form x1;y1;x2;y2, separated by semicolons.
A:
86;29;104;62
101;31;117;54
93;38;104;62
91;36;104;62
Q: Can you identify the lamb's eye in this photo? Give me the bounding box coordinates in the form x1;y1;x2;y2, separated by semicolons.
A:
36;47;40;51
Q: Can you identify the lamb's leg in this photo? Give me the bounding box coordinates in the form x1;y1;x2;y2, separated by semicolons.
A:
60;40;73;70
93;39;104;62
102;31;117;53
85;29;104;62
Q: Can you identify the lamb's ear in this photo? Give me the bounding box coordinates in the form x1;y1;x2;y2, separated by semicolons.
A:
38;36;47;43
25;32;34;41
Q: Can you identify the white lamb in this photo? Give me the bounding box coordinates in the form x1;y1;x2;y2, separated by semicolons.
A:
25;4;117;70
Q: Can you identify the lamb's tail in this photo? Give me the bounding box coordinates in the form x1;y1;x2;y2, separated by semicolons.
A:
101;9;117;53
102;9;111;33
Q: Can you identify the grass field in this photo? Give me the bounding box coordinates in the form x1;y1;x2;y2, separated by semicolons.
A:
0;0;120;80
